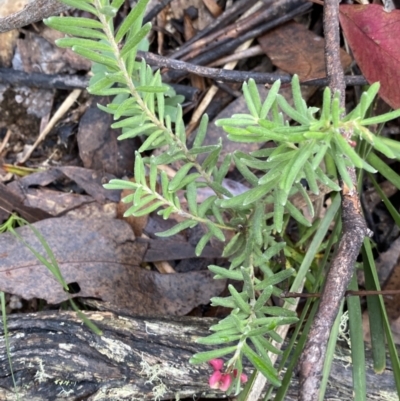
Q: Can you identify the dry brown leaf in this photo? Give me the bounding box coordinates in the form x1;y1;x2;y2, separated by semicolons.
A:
78;98;136;176
0;217;225;315
258;21;352;81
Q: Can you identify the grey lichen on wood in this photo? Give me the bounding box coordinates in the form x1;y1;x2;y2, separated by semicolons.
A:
0;311;396;400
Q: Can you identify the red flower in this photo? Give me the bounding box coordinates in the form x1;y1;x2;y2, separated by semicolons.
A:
209;370;232;391
208;359;247;391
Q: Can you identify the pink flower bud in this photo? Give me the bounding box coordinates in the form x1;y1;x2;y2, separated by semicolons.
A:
209;370;223;389
209;358;224;371
233;369;248;384
240;373;248;383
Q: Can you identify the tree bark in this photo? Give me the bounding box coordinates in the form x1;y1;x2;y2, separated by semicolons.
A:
0;311;396;400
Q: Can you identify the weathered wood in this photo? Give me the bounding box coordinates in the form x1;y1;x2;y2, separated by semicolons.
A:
0;311;396;400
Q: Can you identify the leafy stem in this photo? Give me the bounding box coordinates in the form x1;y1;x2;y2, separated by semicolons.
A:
92;0;226;199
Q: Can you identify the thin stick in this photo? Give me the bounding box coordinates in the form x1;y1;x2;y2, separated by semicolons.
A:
19;89;82;164
283;289;400;299
0;66;368;89
207;45;264;67
168;0;260;59
185;1;264;135
298;1;370;400
0;129;12;155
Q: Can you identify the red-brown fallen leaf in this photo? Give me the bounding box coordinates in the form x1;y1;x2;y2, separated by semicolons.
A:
339;4;400;109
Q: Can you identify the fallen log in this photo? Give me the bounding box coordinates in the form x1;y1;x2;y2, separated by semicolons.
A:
0;311;396;400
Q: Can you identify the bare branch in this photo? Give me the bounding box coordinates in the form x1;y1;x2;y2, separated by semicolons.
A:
298;1;371;400
0;0;71;33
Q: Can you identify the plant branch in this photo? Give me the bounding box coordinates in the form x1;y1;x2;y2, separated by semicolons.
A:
93;0;227;200
298;1;371;400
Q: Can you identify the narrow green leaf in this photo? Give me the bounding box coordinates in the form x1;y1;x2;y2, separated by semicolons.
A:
115;0;150;42
207;222;225;242
104;178;136;190
320;87;331;123
242;343;281;387
132;200;164;216
186;182;198;215
253;285;273;311
190;346;237;364
210;153;227;183
276;94;309;125
259;306;297;317
197;195;217;218
241;266;255;300
314;167;340;191
243;179;279;206
120;22;152;56
139;130;164;151
260;80;281;119
73;46;117;68
56;38;112;52
359;108;400;125
111;115;144;129
367;152;400;190
347;275;367;401
333;134;376;172
285;200;311;227
362;241;386;373
208;265;243;280
210;296;237;309
331;92;340;127
195;231;213;256
118;123;156;140
280;142;314;196
273;191;285;233
368;173;400;226
46;24;105;40
243;81;259;118
248;79;262;115
330;149;354;190
311;142;330;170
46;0;97;14
156;219;198;237
111;0;125;8
210;316;238;332
303;162;319;195
136;85;168;93
228;285;251;314
233;153;258;187
255;268;294;290
291;74;307;116
188;145;220;155
201;146;221;173
196;332;241;345
47;16;103;28
193;114;209;148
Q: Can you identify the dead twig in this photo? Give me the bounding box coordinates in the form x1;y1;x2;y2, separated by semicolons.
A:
179;2;269;62
282;289;400;299
0;128;12;155
162;0;312;82
19;89;82;164
169;0;260;58
0;0;71;33
0;65;368;90
298;1;371;400
143;0;174;24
